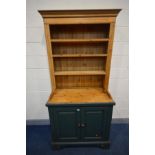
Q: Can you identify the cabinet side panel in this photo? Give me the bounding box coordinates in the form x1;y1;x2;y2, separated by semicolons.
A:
104;107;113;140
44;24;56;91
104;22;116;91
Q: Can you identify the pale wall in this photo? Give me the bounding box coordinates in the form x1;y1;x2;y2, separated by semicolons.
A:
26;0;129;120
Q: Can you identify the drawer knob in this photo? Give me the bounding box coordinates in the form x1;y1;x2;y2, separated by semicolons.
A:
81;123;86;127
76;108;80;112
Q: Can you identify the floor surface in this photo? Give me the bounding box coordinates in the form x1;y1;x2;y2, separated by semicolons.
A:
26;123;129;155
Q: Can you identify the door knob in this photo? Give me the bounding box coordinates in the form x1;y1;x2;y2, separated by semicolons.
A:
81;123;86;127
76;108;80;112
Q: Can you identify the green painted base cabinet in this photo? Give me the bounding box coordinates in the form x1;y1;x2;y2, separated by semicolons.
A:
47;103;114;149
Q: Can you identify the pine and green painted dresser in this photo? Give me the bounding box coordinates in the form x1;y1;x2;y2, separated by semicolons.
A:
39;9;121;149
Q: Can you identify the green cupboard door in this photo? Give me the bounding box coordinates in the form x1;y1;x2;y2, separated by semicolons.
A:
81;107;112;141
53;107;81;141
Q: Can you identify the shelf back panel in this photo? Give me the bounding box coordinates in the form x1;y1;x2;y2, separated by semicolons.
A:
54;57;106;72
52;42;108;55
50;24;110;39
56;75;104;88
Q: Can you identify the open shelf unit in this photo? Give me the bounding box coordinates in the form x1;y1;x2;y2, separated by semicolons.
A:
39;9;121;102
48;23;112;91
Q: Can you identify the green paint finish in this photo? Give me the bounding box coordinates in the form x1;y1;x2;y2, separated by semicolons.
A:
53;107;81;141
81;107;105;141
47;103;114;147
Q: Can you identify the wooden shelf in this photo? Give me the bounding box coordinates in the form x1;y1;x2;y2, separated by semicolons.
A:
39;20;116;90
51;38;109;43
48;88;113;103
53;54;107;58
54;70;106;76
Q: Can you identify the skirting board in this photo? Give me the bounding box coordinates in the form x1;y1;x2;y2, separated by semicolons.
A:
26;118;129;125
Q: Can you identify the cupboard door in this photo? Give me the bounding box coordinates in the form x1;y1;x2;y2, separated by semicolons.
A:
81;107;112;141
53;107;81;141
